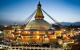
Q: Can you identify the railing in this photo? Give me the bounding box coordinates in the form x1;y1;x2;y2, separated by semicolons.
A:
0;45;71;50
6;46;71;50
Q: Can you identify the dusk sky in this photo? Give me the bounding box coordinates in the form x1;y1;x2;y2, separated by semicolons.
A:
0;0;80;25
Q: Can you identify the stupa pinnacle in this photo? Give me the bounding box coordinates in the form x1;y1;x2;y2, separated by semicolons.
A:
35;1;44;20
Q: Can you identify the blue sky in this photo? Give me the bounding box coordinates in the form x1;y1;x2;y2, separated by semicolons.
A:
0;0;80;25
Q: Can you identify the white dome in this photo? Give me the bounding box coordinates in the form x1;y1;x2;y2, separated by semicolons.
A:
25;19;52;30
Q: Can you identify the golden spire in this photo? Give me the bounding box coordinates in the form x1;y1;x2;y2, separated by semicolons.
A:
35;1;44;20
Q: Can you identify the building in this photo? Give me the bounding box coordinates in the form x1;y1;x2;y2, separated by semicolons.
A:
3;2;78;49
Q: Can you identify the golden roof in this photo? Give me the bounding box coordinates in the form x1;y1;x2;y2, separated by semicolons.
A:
35;1;44;20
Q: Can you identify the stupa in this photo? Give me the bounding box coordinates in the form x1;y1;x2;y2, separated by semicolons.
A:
4;2;55;44
25;2;52;30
